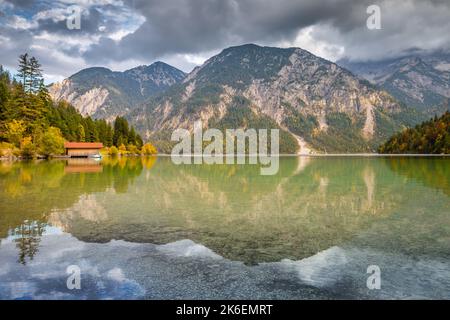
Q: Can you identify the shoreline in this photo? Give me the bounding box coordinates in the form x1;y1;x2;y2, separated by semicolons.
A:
1;153;450;161
155;153;450;157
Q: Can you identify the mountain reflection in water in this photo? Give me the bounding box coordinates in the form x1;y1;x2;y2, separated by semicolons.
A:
0;156;449;299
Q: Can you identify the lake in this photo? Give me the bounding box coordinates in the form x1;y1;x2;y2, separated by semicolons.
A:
0;156;449;299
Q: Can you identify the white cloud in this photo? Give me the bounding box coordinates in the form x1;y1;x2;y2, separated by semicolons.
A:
161;50;221;73
34;31;101;52
33;8;67;23
9;15;37;29
278;25;345;62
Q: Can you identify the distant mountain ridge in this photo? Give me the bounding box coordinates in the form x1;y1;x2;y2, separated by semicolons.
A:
129;44;422;153
49;62;186;121
339;53;450;111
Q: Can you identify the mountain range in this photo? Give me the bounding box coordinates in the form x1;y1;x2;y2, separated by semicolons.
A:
49;62;186;121
49;44;450;153
338;53;450;111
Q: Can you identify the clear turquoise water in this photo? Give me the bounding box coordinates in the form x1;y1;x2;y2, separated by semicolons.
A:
0;156;449;299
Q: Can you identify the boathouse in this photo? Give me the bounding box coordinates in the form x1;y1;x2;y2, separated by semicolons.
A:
64;142;103;157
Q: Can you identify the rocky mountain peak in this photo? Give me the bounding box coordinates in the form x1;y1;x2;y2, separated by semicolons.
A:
125;62;186;87
130;44;409;154
49;62;186;120
340;53;450;110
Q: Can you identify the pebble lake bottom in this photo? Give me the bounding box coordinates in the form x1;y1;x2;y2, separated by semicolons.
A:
0;156;449;299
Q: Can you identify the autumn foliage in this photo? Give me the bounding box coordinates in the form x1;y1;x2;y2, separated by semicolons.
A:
379;112;450;154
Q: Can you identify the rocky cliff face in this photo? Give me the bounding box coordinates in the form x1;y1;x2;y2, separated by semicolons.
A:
49;62;186;121
130;44;415;153
339;54;450;111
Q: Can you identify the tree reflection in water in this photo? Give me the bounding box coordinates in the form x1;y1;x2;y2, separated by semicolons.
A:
12;220;46;265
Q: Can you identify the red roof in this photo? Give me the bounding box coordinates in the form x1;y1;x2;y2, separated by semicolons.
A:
64;142;103;149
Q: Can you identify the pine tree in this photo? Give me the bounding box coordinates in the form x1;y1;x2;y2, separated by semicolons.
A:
37;79;50;102
105;125;113;147
0;66;11;123
113;116;129;146
29;57;43;93
17;53;30;93
77;124;85;142
128;126;136;144
12;55;46;130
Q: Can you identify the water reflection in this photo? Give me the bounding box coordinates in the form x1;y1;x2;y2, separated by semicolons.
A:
11;221;46;265
0;157;155;240
383;157;450;195
0;156;449;299
1;226;449;299
64;158;103;174
1;156;449;266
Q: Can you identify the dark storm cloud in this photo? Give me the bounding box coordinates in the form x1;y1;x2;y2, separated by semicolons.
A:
82;0;450;64
0;10;35;73
2;0;450;79
316;0;450;61
84;0;364;63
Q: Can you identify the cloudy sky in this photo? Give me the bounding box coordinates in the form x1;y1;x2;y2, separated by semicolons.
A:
1;0;450;83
